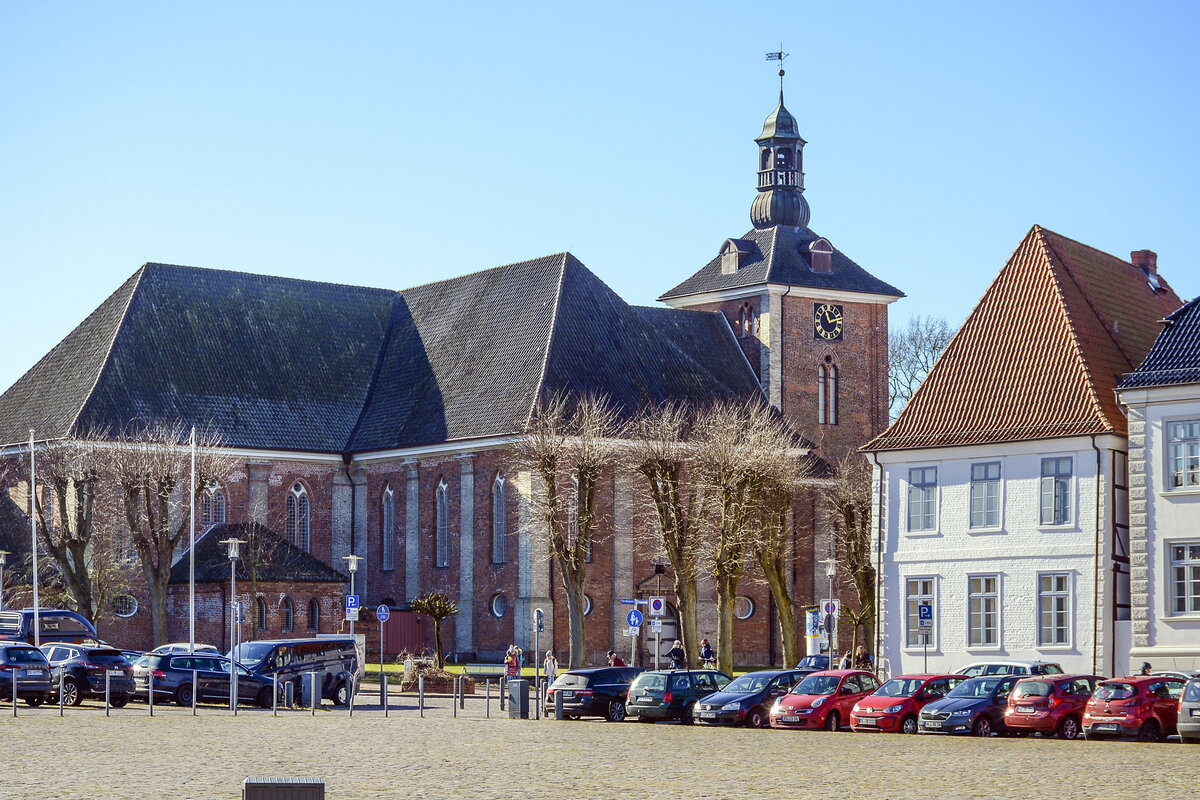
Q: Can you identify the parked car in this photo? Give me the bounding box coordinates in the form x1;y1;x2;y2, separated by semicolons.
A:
0;642;52;706
1178;678;1200;744
0;609;100;646
133;653;279;707
625;669;731;724
769;670;880;731
149;643;220;656
918;675;1018;737
850;674;964;734
229;637;362;705
696;669;808;727
544;666;643;721
1003;674;1103;740
793;654;830;675
1151;669;1200;682
955;660;1063;677
40;644;135;707
1083;675;1186;741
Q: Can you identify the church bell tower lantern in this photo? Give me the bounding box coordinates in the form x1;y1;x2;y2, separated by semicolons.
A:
751;54;809;230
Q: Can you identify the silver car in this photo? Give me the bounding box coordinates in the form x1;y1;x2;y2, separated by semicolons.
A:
1179;678;1200;744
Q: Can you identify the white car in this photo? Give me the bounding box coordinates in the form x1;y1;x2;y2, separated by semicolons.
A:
149;642;221;656
955;660;1063;677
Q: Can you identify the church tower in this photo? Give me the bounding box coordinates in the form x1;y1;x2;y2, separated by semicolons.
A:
659;76;903;459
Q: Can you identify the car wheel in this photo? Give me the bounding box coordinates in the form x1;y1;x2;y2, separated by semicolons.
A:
824;710;840;731
1057;715;1080;740
973;716;993;737
62;679;83;707
605;699;626;722
333;682;349;707
900;715;918;735
681;702;696;725
24;694;46;708
1137;720;1162;742
746;707;767;728
110;693;130;709
174;683;194;707
257;687;274;709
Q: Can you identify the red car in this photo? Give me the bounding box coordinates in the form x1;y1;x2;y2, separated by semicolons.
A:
851;674;964;734
1004;674;1103;740
1082;675;1186;742
769;670;880;731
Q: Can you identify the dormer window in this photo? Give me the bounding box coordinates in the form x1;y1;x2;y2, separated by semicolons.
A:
809;238;834;274
720;239;752;275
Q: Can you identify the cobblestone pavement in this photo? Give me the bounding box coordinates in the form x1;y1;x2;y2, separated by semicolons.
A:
0;695;1192;799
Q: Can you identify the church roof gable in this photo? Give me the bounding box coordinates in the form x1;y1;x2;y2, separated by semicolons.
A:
170;522;348;584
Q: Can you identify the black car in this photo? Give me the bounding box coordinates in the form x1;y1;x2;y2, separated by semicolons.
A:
545;666;644;721
0;642;52;706
40;644;135;707
695;669;808;727
918;675;1019;736
794;654;830;675
133;653;278;707
230;637;362;706
626;669;732;724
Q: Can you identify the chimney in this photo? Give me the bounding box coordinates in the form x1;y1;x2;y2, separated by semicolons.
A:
1131;249;1157;274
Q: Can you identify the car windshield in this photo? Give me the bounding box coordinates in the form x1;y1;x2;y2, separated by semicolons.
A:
875;678;923;698
796;656;826;670
5;647;46;664
551;673;589;689
1013;680;1054;698
794;674;840;696
631;674;665;692
86;650;127;664
232;642;276;663
1185;682;1200;703
948;677;1002;698
723;674;771;693
1094;683;1136;701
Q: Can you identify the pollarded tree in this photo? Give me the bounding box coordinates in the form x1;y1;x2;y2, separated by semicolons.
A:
823;455;877;653
409;591;459;669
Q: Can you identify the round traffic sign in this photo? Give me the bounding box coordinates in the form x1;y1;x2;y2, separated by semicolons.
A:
824;601;837;615
376;605;390;622
627;609;643;627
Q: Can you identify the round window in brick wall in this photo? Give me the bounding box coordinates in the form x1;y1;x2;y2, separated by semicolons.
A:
112;595;139;618
733;596;755;620
490;592;508;618
583;594;593;616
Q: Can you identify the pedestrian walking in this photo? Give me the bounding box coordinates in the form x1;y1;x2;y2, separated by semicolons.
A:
505;645;521;681
543;650;558;683
607;650;626;667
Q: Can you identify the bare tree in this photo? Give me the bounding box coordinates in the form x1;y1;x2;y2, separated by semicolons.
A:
823;455;876;652
629;401;708;668
889;315;955;419
516;394;621;669
107;421;236;646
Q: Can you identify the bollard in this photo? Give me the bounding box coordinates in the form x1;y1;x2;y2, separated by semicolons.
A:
310;672;318;716
192;670;198;716
485;680;491;718
149;670;154;717
555;687;564;720
284;680;294;709
452;678;457;718
58;671;64;717
348;675;355;718
460;676;466;710
272;674;278;716
500;677;506;711
11;669;16;717
418;675;424;718
535;680;540;720
382;674;389;717
105;671;111;716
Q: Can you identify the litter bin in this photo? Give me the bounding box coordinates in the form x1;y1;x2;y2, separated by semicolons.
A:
507;678;529;719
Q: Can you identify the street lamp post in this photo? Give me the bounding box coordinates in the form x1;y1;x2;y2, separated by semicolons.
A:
0;550;8;612
221;537;244;713
821;558;837;665
342;555;363;636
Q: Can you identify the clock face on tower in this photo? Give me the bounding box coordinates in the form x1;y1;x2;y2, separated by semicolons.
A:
814;303;844;341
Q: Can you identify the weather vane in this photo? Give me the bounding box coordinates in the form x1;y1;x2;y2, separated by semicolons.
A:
766;45;788;92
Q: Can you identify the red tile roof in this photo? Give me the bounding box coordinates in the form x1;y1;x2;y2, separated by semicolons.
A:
866;226;1183;451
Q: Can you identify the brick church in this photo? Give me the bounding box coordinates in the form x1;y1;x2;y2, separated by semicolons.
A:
0;87;901;663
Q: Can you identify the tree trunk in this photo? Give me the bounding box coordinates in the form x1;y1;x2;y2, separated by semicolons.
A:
715;578;736;675
673;574;699;669
760;555;797;667
562;571;587;668
433;620;444;669
145;566;171;646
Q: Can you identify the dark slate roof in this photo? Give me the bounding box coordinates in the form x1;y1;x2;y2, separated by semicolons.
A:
659;225;903;301
1;254;765;454
1119;298;1200;389
169;522;348;584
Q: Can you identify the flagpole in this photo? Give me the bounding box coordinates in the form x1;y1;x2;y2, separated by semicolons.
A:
189;425;196;653
29;429;39;649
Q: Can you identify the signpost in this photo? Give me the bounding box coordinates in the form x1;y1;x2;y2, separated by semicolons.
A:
619;598;647;605
346;594;360;623
648;597;665;616
377;605;390;707
534;608;545;719
626;609;643;667
918;603;933;671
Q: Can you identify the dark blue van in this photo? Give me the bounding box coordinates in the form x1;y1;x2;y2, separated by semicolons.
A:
229;637;362;705
0;609;100;645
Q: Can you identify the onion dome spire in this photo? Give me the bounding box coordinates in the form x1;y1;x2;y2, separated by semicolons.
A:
751;61;809;230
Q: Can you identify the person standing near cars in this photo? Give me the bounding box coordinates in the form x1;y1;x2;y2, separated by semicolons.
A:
505;645;521;683
667;640;687;670
543;650;558;684
838;650;853;669
854;646;873;670
607;650;626;667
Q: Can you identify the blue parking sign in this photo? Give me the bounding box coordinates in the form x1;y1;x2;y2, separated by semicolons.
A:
347;594;360;610
918;603;933;627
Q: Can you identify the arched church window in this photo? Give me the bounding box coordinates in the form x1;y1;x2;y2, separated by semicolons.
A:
287;482;310;551
281;597;294;632
201;485;226;525
255;596;267;631
492;473;507;564
381;484;396;571
435;478;449;567
307;598;320;632
819;357;839;426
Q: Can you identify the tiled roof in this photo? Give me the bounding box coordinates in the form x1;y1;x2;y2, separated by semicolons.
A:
1119;298;1200;388
169;522;348;584
866;226;1183;451
659;225;903;301
0;255;764;454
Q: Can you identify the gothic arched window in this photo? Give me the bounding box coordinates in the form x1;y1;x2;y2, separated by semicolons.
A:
492;473;507;564
281;597;294;632
381;484;396;571
819;358;839;425
287;482;310;551
201;486;226;525
435;478;449;567
255;597;267;631
307;598;320;632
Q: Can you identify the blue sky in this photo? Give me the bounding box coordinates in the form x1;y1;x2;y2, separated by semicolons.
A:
2;1;1197;394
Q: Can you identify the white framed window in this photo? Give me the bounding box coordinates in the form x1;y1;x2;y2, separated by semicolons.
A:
1040;457;1072;525
201;486;226;525
435;478;449;567
907;467;937;531
381;484;396;571
490;592;508;618
733;596;755;620
583;594;593;616
818;361;839;425
492;473;507;564
1168;421;1200;490
287;482;310;551
111;595;138;618
905;577;935;647
969;462;1001;528
1169;542;1200;615
1038;573;1071;646
967;574;1000;647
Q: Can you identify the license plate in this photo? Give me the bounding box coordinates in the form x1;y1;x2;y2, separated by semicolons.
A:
781;715;800;723
22;669;44;677
639;696;652;704
923;720;942;728
857;717;877;726
106;670;124;677
1191;709;1200;717
700;712;715;719
562;691;574;699
1017;706;1035;713
1095;724;1119;731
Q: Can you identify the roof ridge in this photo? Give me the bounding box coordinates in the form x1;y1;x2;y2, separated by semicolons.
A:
525;254;570;429
140;261;395;297
67;265;147;438
1032;229;1114;431
396;252;574;296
